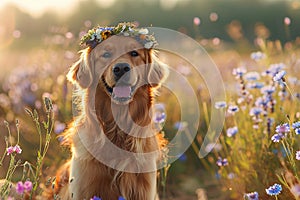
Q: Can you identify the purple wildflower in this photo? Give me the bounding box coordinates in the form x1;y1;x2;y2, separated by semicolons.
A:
7;146;15;156
216;157;228;167
118;197;126;200
153;112;166;124
296;151;300;160
290;184;300;197
266;183;282;196
54;121;66;134
16;181;24;194
6;145;22;155
90;196;101;200
244;191;259;200
275;123;290;134
14;145;22;154
23;181;33;192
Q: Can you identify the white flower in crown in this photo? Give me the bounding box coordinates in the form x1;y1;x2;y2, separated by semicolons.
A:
90;34;95;41
144;41;153;49
139;28;149;35
95;28;102;40
121;24;126;32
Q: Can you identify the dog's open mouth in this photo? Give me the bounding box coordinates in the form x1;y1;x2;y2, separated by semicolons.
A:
101;76;135;104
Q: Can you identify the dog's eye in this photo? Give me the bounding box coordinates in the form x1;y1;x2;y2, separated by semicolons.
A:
130;50;139;57
102;52;112;58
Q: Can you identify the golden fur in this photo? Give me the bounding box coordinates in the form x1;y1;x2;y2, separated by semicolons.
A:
44;35;168;200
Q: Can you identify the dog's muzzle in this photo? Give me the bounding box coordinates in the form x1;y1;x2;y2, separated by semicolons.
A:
101;63;136;104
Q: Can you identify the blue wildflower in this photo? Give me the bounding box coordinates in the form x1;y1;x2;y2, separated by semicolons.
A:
255;97;269;107
292;121;300;129
226;126;238;137
215;101;227;109
232;67;247;78
266;183;282;196
247;82;264;89
244;72;261;81
295;129;300;135
216;157;228;167
178;153;187;162
244;191;259;200
250;51;266;61
261;85;275;95
249;107;263;116
118;197;126;200
271;133;285;142
275;123;290;134
263;63;286;77
227;105;239;114
273;70;286;82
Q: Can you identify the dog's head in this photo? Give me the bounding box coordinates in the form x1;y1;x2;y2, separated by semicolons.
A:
67;23;168;105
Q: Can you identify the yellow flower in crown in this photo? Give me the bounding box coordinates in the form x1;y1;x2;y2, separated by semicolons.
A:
80;22;157;49
101;30;112;40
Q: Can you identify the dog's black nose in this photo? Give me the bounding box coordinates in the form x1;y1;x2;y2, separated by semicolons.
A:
113;63;131;80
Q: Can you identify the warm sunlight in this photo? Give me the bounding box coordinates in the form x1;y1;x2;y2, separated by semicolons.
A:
0;0;116;17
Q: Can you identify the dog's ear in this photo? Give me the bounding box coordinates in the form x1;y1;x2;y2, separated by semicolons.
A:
67;49;93;88
147;50;169;87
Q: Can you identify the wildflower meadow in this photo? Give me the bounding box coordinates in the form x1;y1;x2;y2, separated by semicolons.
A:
1;0;300;199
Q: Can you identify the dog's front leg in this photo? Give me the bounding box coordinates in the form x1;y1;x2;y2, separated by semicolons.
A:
68;157;82;199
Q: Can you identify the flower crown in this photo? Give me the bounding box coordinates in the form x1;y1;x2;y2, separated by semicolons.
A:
80;22;158;49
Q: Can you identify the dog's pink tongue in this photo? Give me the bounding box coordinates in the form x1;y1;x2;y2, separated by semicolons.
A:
113;86;131;98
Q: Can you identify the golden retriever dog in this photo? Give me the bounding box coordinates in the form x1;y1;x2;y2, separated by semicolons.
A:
45;22;169;200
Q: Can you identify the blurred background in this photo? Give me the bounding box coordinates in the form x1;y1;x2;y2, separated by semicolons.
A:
0;0;300;199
